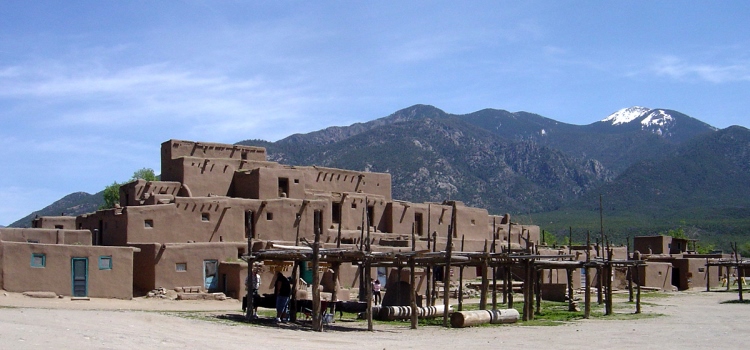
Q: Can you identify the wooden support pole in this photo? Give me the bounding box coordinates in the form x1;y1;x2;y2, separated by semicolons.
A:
566;267;575;312
535;267;542;316
244;210;255;321
443;208;455;328
605;249;613;316
584;230;591;319
330;262;340;321
635;264;641;314
705;258;710;292
410;256;418;329
366;259;373;331
458;265;464;311
480;255;488;310
312;210;322;331
290;261;300;323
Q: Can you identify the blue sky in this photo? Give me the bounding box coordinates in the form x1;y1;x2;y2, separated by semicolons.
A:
1;1;749;225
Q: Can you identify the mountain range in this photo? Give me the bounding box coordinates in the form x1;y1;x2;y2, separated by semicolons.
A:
9;105;749;249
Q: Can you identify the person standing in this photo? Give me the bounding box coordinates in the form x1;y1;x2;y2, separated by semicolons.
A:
275;272;292;322
372;279;382;305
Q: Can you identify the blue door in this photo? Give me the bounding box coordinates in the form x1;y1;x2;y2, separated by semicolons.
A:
71;258;88;297
204;260;218;292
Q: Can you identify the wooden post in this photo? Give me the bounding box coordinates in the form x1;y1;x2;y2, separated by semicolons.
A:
312;210;322;331
426;230;432;307
535;266;542;316
410;256;418;329
705;258;710;292
366;259;373;331
568;226;572;254
443;205;455;328
566;267;575;312
330;262;341;321
479;240;488;310
244;210;254;321
584;231;591;319
290;261;300;323
635;263;641;314
458;265;464;311
628;236;633;302
605;248;613;315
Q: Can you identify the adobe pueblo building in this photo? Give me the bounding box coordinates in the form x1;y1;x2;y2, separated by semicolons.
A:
2;139;542;300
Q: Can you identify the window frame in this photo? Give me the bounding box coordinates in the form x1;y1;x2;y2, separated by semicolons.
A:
98;256;113;270
31;253;46;268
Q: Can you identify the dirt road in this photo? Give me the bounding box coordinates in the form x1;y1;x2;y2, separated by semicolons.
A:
0;291;747;349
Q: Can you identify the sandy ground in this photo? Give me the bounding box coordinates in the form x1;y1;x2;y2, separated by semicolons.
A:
0;290;748;350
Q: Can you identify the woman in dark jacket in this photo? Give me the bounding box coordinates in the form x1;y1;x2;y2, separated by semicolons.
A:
274;272;292;322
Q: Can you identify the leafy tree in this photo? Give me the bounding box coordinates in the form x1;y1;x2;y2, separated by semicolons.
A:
100;181;121;209
662;227;687;239
696;242;715;254
131;168;157;181
99;168;157;209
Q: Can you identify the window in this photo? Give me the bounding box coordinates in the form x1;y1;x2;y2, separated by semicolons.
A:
98;256;112;270
176;263;187;272
266;212;274;220
144;219;154;228
54;225;64;229
31;253;46;268
332;203;341;224
201;213;210;222
27;239;39;244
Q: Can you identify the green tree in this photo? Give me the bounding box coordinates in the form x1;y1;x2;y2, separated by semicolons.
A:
131;168;157;181
100;181;121;209
99;168;157;209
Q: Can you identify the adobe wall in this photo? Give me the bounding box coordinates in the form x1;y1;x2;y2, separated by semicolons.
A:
151;242;243;292
334;193;388;233
77;208;129;246
119;179;183;207
163;157;244;197
162;139;266;163
0;228;91;245
634;236;671;255
130;243;158;294
301;167;392;201
31;216;76;229
637;262;674;290
233;167;307;200
0;241;134;299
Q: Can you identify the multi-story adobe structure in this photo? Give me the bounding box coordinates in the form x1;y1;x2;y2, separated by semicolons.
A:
2;139;541;300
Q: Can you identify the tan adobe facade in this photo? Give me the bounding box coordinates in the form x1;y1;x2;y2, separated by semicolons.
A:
4;139;543;300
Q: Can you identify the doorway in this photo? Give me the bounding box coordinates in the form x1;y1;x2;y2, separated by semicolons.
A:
204;260;219;292
71;258;88;297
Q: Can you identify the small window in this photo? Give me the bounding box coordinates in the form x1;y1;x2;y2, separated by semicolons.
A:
144;219;154;228
294;179;299;184
54;225;64;229
351;203;357;209
471;219;476;225
31;253;46;268
267;212;274;220
201;213;210;222
27;239;39;244
99;256;112;270
176;263;187;272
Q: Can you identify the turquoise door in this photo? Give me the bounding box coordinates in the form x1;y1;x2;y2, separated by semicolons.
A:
204;260;218;292
71;258;88;297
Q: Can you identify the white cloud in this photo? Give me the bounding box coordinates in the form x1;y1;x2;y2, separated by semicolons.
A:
651;56;750;83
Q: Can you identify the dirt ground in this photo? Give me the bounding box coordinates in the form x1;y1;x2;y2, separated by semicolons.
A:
0;290;748;350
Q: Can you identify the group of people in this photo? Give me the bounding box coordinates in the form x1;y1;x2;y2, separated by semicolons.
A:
247;270;387;322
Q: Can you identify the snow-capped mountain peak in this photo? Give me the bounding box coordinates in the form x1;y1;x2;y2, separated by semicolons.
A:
641;109;673;128
601;106;650;125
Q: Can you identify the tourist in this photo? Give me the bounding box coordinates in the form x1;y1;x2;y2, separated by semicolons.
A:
372;279;382;305
275;272;292;322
